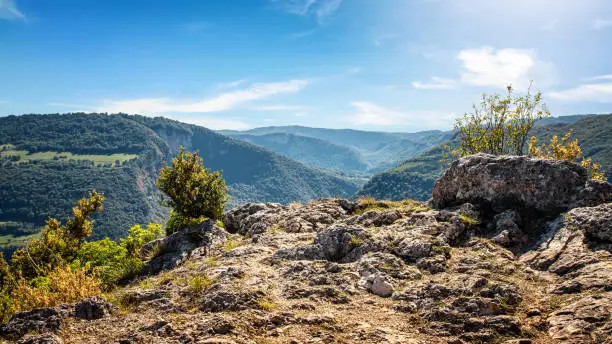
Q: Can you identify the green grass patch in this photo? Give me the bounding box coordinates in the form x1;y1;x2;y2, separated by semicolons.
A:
0;233;40;248
459;214;480;225
0;145;137;167
188;274;216;293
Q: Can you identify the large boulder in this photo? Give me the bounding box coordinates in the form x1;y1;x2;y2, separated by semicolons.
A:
74;296;118;320
431;154;611;215
222;199;351;236
140;219;228;274
0;306;71;340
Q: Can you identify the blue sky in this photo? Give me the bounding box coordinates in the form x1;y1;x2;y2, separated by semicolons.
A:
1;0;611;132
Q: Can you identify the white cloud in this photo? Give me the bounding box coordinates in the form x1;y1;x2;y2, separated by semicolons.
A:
347;101;456;128
457;47;556;91
251;105;307;111
549;76;612;102
0;0;25;20
412;77;456;90
314;0;342;23
272;0;342;23
413;47;556;91
218;79;249;89
181;117;251;130
591;18;612;30
372;34;399;47
585;74;612;81
287;29;317;40
95;79;309;114
542;19;560;31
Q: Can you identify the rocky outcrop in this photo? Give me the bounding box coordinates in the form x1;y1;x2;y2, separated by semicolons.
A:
0;307;69;340
548;292;612;343
431;154;611;215
74;297;118;320
223;199;352;236
16;333;63;344
140;219;228;273
4;154;611;343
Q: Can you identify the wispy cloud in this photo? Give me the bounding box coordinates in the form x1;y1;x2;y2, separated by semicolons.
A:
181;117;251;130
218;79;249;89
250;105;307;111
457;47;556;91
372;34;399;47
412;77;456;90
413;47;556;91
272;0;342;24
591;18;612;30
0;0;25;21
183;21;212;33
287;29;317;40
585;74;612;81
542;19;560;31
549;75;612;102
347;101;456;128
94;79;309;114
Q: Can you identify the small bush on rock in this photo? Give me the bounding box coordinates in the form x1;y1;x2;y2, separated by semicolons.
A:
529;130;606;181
157;147;229;235
454;85;549;157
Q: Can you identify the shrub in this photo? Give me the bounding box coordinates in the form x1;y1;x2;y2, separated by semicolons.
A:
16;264;101;310
187;274;215;293
164;210;206;235
1;264;101;323
156;147;229;232
529;130;606;181
11;190;105;279
454;85;550;157
77;223;163;288
121;223;164;256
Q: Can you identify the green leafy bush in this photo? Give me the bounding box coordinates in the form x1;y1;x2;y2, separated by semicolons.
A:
0;191;163;323
164;210;206;236
454;85;550;157
157;147;229;235
10;190;105;279
77;223;163;288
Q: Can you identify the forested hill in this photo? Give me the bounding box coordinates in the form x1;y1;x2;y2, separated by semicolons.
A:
128;115;359;204
357;114;612;201
0;113;358;255
220;126;452;173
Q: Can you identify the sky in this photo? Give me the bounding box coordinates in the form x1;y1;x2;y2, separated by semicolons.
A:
1;0;611;132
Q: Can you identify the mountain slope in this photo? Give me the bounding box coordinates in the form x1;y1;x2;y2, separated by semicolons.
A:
222;132;369;172
358;114;612;201
221;126;452;173
0;114;358;253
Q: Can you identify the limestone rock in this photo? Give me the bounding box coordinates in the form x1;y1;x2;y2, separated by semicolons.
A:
0;306;71;339
141;219;228;273
16;333;63;344
548;292;612;343
431;154;609;215
74;296;118;320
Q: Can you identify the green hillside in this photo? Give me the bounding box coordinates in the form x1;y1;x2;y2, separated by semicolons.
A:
224;132;369;172
0;113;359;255
357;114;612;201
221;126;452;173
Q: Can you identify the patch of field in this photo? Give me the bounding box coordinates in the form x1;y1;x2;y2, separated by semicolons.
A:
0;144;137;166
0;221;42;249
0;233;39;248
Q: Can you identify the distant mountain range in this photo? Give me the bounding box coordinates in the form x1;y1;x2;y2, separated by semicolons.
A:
220;126;453;174
357;114;612;201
